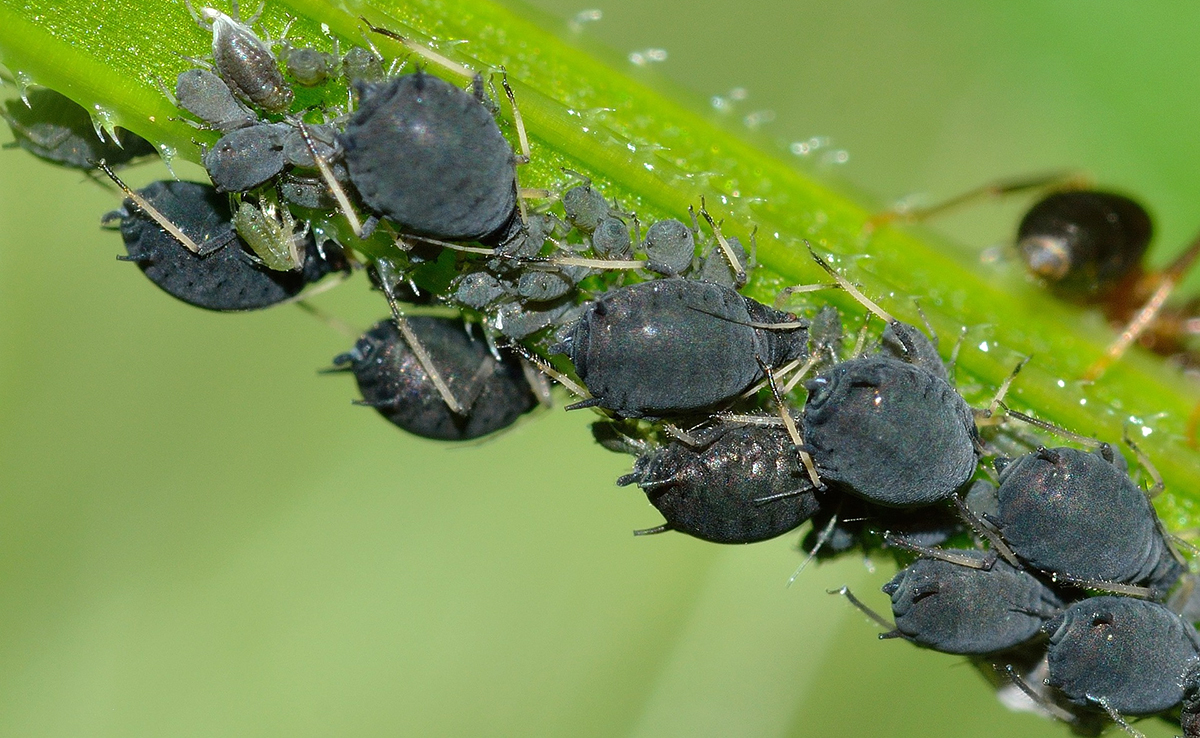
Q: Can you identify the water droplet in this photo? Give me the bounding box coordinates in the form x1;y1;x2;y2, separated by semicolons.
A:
978;341;990;353
1056;379;1066;388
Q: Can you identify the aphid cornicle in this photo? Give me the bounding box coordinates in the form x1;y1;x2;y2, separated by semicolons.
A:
2;89;157;169
992;445;1182;594
552;278;809;418
332;317;537;441
340;71;518;243
616;422;821;544
1044;596;1200;716
104;180;345;311
881;550;1063;655
189;2;294;113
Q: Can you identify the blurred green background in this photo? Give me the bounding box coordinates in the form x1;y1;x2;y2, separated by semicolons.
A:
0;1;1196;736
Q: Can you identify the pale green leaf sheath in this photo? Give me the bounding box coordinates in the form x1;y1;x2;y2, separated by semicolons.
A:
1;0;1198;530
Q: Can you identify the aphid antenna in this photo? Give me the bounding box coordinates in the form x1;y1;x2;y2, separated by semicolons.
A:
862;170;1086;235
772;283;841;309
881;532;993;570
1120;423;1165;497
501;340;591;400
996;402;1106;449
828;586;897;634
683;303;806;331
517;254;646;270
292;299;359;339
951;495;1021;567
997;664;1081;725
760;358;823;489
360;17;477;82
698;197;748;287
293;119;365;238
93;159;208;255
1085;232;1200;380
1087;695;1145;738
806;242;897;324
786;511;841;586
1048;572;1158;600
374;260;467;416
982;356;1031;418
401;233;497;255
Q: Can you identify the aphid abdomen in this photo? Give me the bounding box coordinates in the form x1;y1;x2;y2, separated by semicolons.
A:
341;74;517;241
1045;596;1200;714
210;13;293;113
802;358;978;506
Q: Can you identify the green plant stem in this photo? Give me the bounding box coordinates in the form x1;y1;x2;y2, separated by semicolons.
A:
1;0;1198;526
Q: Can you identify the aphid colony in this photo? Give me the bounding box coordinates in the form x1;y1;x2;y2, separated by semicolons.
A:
5;5;1200;736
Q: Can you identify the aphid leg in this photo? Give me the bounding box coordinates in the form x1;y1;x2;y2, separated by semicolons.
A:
401;233;497;255
999;664;1081;725
1085;234;1200;380
1121;425;1164;497
94;159;211;255
981;356;1030;419
294;120;364;238
699;197;748;287
912;299;938;348
519;359;555;408
850;313;873;358
515;254;647;270
781;352;822;395
244;0;266;25
946;325;968;384
1088;696;1145;738
760;358;823;490
829;586;897;633
881;532;994;569
502;340;591;400
952;495;1021;567
632;524;672;537
183;0;210;30
662;423;701;447
786;510;841;586
863;170;1086;235
375;259;467;416
806;242;897;323
997;403;1106;448
360;17;476;81
1049;573;1158;600
498;69;530;165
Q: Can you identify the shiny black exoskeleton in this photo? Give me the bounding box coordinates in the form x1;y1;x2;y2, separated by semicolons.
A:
553;278;808;418
617;422;821;544
340;72;518;243
993;446;1181;595
105;180;344;311
333;317;537;441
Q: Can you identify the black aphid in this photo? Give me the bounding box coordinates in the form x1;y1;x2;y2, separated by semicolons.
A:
281;44;336;86
340;71;517;243
882;550;1062;655
203;122;288;192
992;445;1181;594
2;89;156;169
104;179;344;311
562;180;609;232
799;251;979;506
616;422;821;544
553;278;808;418
188;2;294;113
1045;596;1200;715
332;317;537;440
